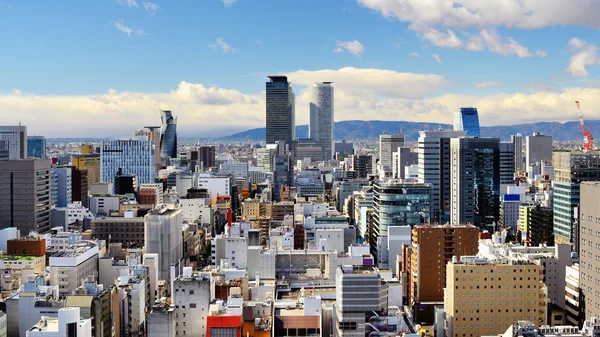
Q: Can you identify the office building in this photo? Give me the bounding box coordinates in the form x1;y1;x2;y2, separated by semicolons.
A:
199;145;216;170
335;141;354;156
554;151;600;245
100;137;155;186
379;134;404;172
69;167;88;208
444;256;546;337
335;266;388;337
113;169;137;195
27;136;46;159
499;194;524;231
512;133;524;173
308;82;334;160
0;125;26;160
371;180;430;256
49;241;100;298
406;224;478;320
139;183;163;205
418;130;466;222
500;142;516;185
173;269;212;337
0;160;51;233
529;205;554;246
72;154;101;187
52;167;72;208
396;147;417;179
526;133;553;169
352;154;373;179
450;137;500;229
580;182;600;320
160;110;177;159
266;76;295;144
144;207;183;281
92;217;145;248
134;126;162;173
453;107;480;137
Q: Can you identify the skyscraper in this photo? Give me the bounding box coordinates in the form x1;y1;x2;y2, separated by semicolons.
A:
553;151;600;246
379;133;404;172
0;160;51;233
526;132;552;169
100;137;155;187
308;82;334;160
27;136;46;159
0;125;27;160
417;130;466;222
266;76;295;145
160;110;177;159
511;133;524;173
134;126;162;173
453;107;481;137
450;137;500;229
198;145;216;170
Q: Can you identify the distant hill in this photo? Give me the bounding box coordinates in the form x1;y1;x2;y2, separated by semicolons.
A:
223;120;600;142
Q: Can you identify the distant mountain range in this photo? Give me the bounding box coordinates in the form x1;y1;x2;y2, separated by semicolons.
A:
223;120;600;142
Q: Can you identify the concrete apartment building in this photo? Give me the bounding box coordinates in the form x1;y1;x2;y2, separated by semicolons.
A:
173;268;213;337
580;182;600;320
144;207;183;281
0;160;52;233
92;217;145;248
444;256;546;337
49;241;100;298
526;133;553;169
379;134;404;172
405;224;478;323
565;264;581;327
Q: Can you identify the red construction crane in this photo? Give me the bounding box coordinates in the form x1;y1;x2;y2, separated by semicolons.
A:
575;100;594;151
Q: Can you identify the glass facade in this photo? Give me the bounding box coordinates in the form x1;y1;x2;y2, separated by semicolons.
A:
100;138;155;187
160;110;177;159
266;76;294;144
372;181;431;255
453;107;481;138
27;136;46;159
472;148;500;227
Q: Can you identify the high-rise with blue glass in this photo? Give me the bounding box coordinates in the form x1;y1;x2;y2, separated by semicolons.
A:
453;107;481;138
100;137;155;189
266;76;295;145
27;136;46;159
160;110;177;159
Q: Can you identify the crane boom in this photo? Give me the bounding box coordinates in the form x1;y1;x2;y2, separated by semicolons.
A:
575;100;594;151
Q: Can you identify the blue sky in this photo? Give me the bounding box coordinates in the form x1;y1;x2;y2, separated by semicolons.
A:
0;0;599;137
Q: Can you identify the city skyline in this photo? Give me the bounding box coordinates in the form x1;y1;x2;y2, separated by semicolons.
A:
2;1;600;138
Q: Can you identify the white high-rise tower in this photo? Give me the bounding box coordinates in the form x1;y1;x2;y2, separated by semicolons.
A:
308;82;334;160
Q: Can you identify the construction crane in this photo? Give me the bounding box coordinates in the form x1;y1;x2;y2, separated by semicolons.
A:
575;100;594;151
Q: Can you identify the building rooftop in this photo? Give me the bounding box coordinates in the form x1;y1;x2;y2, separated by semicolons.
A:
52;240;98;258
0;255;39;261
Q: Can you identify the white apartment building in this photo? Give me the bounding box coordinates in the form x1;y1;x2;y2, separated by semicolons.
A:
194;173;231;202
144;207;183;281
0;125;26;160
49;241;99;298
26;307;92;337
173;268;213;337
0;255;46;295
180;198;212;223
211;236;247;269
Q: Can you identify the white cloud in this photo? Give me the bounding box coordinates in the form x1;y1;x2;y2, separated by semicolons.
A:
254;40;264;45
142;2;160;16
432;53;441;63
474;81;504;89
393;42;401;49
566;38;600;78
5;69;600;137
209;38;236;54
117;0;138;8
222;0;237;7
333;40;365;57
410;52;420;58
114;19;145;37
356;0;574;57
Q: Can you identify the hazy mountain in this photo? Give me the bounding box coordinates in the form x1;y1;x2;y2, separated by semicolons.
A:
223;120;600;142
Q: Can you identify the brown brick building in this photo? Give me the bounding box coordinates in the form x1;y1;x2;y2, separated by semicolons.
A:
405;223;478;322
7;238;46;256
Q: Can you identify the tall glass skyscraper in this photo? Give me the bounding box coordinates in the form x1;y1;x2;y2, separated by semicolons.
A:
266;76;295;145
453;107;481;137
100;137;155;187
27;136;46;159
308;82;334;160
160;110;177;159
